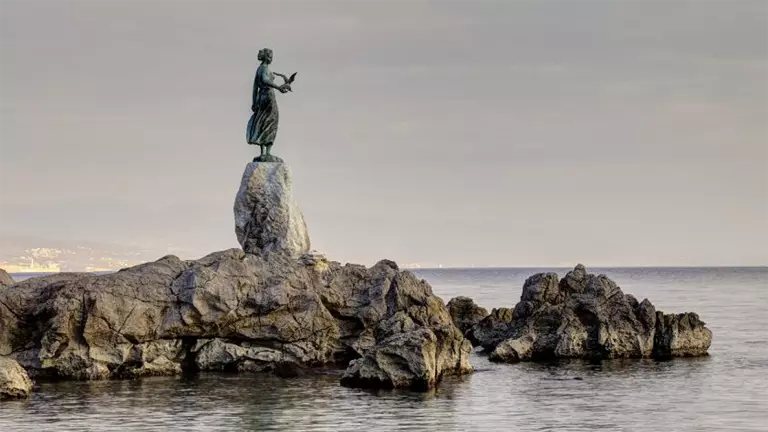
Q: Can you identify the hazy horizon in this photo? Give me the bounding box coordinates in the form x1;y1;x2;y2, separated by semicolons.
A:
1;0;766;270
6;264;768;276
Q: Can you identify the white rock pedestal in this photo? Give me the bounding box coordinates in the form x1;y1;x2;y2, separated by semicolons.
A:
234;162;310;257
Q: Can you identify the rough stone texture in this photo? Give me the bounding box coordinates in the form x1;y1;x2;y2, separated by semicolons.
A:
0;250;471;391
653;312;712;358
0;269;14;287
472;307;514;351
488;335;535;362
446;296;488;345
299;250;327;267
340;270;473;390
473;264;712;363
191;338;293;373
253;155;283;163
0;356;33;399
234;162;310;257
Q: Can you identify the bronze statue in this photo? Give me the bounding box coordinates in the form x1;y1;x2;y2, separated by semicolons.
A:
246;48;296;162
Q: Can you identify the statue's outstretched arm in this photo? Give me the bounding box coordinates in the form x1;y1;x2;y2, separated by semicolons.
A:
272;72;296;92
260;68;286;91
274;72;289;83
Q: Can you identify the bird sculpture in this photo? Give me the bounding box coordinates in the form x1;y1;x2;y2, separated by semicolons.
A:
274;72;297;92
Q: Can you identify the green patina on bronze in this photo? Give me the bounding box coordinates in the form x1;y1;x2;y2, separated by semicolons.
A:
246;48;297;162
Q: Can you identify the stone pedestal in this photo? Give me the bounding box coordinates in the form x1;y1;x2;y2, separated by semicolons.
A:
234;162;310;257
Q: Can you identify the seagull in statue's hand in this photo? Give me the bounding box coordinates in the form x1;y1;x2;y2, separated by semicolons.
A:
275;72;297;92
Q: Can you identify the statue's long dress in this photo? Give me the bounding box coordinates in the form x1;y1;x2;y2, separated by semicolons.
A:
246;65;278;146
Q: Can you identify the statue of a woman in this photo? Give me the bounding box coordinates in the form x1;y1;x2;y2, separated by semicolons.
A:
246;48;294;162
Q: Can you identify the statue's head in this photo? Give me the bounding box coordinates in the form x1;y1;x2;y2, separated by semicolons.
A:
257;48;273;64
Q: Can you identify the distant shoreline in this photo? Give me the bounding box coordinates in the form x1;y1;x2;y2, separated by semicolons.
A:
9;266;766;281
411;266;768;270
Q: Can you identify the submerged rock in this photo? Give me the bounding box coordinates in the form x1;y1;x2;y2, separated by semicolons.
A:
446;296;488;345
0;250;472;391
272;361;306;378
0;357;33;399
234;162;310;257
473;264;712;363
0;269;13;288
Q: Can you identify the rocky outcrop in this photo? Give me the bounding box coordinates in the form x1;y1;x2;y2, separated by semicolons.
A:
0;357;33;399
0;250;472;390
234;162;310;257
0;269;14;287
488;334;534;362
446;296;488;345
0;161;475;392
472;264;712;362
340;269;473;390
653;312;712;358
472;307;514;350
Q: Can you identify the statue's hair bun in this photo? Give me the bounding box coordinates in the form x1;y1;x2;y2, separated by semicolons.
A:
258;48;273;61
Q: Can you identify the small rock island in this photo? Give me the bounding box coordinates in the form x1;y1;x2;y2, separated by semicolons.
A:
0;161;473;395
449;265;712;362
0;50;712;398
0;165;715;399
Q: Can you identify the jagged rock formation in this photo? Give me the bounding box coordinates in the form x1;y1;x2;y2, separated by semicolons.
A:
234;162;310;257
0;269;14;288
471;307;514;350
653;312;712;358
0;356;33;399
0;250;471;390
446;296;488;346
471;265;712;362
340;269;473;390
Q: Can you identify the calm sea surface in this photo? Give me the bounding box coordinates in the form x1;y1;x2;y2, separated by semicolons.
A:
2;267;767;431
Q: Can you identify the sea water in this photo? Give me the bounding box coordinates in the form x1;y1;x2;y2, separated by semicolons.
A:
2;267;766;431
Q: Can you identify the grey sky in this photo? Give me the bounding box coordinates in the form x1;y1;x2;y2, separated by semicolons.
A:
1;0;766;268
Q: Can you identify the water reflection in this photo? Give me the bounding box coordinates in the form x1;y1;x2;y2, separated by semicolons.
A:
0;351;762;432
